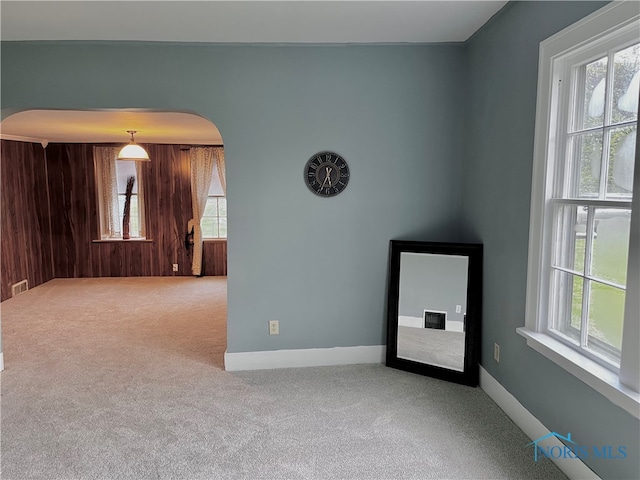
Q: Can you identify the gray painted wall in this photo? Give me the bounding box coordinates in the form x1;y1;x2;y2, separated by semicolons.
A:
463;2;639;478
0;42;467;353
398;252;468;323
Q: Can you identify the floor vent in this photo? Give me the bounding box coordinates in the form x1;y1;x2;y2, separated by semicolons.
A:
11;279;29;297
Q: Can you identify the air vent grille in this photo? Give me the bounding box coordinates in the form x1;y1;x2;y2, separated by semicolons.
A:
11;279;29;297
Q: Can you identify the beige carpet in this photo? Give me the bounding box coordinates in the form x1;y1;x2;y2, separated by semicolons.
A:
397;326;465;372
1;276;227;369
0;277;568;479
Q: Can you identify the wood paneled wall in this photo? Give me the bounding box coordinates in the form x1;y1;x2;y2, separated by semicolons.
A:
1;140;226;301
1;140;54;301
203;241;228;276
47;144;100;278
140;143;193;276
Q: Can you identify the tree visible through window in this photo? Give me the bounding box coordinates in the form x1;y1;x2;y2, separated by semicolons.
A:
550;40;638;369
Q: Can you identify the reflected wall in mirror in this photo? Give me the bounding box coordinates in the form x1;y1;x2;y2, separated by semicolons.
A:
386;240;482;386
397;252;468;372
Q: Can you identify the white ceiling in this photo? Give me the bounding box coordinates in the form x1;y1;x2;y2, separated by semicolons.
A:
1;110;224;145
0;1;507;145
1;1;507;44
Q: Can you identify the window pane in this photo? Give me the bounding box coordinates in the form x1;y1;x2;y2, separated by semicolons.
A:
117;195;140;237
219;218;227;238
116;161;138;194
587;280;624;363
590;208;630;286
204;198;217;216
553;204;586;274
550;269;582;344
579;56;607;130
612;43;639;124
117;195;125;218
201;197;226;238
129;197;140;237
570;131;603;198
606;126;636;197
201;217;216;237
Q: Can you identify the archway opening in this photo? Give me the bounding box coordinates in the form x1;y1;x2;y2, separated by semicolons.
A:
0;108;228;368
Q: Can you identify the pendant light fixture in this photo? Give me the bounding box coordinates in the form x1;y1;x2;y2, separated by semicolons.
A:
117;130;150;161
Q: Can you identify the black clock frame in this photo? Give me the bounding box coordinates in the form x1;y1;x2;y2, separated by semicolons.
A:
304;151;350;197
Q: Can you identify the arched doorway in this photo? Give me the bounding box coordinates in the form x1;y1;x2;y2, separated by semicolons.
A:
0;108;228;368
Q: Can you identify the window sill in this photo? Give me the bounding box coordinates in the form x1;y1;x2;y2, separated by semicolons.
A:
517;327;639;419
92;239;154;243
203;238;227;242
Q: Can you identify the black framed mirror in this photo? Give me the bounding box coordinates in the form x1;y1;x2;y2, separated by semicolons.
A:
386;240;483;386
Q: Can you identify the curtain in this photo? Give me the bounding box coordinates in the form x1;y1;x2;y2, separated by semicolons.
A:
189;147;215;276
135;160;146;238
94;147;120;238
214;146;226;195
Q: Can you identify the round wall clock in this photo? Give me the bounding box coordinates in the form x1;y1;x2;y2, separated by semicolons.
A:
304;151;350;197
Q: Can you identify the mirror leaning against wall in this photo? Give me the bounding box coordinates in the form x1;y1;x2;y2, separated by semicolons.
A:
386;240;483;386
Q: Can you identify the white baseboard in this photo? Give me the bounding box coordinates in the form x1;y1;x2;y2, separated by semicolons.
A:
479;366;599;480
225;345;385;371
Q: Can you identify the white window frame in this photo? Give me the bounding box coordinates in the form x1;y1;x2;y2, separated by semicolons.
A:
202;195;227;240
518;1;640;419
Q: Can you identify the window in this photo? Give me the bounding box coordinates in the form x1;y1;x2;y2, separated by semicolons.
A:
202;159;227;239
116;160;142;238
94;147;146;239
521;2;639;417
550;40;638;370
202;196;227;239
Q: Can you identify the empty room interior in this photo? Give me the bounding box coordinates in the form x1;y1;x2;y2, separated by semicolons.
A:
1;1;639;479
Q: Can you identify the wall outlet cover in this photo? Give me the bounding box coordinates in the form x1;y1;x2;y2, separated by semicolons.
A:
269;320;279;335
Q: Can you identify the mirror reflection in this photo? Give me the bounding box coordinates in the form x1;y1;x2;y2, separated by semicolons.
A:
397;252;469;372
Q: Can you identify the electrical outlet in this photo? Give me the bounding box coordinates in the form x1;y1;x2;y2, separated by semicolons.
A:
269;320;279;335
494;343;500;363
455;305;462;314
172;264;178;272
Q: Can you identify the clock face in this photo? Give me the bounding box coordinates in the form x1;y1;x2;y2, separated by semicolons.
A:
304;151;350;197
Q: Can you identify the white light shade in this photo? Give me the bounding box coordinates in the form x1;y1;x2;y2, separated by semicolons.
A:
117;143;150;161
117;131;150;161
